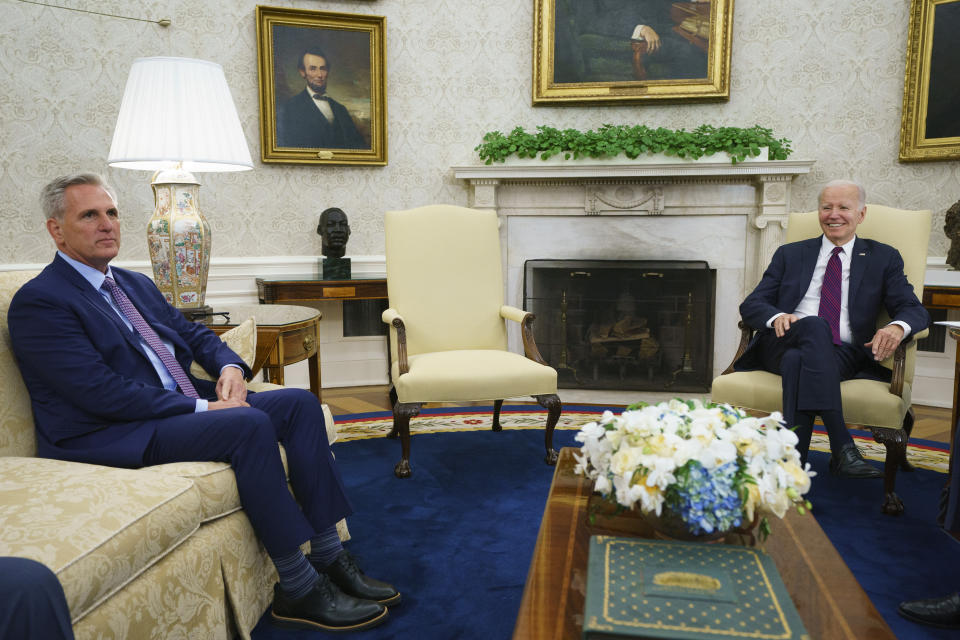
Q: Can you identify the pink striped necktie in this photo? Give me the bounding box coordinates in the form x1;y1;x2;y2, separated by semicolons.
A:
101;276;200;398
818;246;843;346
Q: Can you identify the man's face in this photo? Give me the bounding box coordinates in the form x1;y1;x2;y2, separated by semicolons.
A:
323;210;350;248
299;54;329;94
818;184;865;246
46;184;121;273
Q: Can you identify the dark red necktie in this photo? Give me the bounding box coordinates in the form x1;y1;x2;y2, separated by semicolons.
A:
818;246;843;346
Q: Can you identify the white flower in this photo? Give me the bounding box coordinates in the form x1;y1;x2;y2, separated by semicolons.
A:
573;400;815;531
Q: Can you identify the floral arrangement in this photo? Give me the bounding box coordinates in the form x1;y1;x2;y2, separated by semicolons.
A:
574;399;814;540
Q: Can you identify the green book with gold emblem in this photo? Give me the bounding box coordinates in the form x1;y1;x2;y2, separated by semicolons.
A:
583;535;810;640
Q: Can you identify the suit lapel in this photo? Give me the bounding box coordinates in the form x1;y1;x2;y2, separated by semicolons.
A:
848;237;868;311
796;237;821;305
51;256;151;356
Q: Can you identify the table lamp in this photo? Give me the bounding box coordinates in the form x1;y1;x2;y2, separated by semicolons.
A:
108;56;253;319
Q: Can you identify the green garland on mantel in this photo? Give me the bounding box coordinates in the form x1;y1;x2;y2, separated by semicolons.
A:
474;124;793;165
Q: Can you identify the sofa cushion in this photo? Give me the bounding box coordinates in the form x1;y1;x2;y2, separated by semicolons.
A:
190;316;256;381
0;456;201;622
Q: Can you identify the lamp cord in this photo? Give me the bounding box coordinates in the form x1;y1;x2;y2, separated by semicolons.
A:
15;0;171;27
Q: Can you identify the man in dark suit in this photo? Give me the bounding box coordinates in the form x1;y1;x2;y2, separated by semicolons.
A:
0;557;74;640
276;48;366;149
8;174;398;633
895;421;960;629
734;180;930;478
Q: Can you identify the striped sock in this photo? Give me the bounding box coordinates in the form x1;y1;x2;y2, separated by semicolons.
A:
270;549;319;599
308;525;344;568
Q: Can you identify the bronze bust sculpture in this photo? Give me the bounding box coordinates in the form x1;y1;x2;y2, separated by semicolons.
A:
317;207;351;259
317;207;352;279
946;200;960;271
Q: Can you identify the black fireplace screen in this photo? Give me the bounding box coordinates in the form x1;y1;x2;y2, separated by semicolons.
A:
523;260;715;392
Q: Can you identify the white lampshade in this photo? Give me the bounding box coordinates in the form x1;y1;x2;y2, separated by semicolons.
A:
108;57;252;172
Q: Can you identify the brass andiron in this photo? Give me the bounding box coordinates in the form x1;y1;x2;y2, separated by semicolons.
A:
555;289;579;382
667;292;695;387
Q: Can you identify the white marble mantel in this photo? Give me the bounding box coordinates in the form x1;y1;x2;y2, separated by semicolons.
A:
454;159;815;287
453;159;815;376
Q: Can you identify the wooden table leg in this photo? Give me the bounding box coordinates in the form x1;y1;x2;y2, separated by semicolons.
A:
308;351;322;402
263;365;284;386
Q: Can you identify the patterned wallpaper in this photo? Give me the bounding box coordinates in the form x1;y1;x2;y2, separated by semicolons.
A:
2;0;959;264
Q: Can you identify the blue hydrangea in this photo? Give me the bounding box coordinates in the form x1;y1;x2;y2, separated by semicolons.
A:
667;460;743;535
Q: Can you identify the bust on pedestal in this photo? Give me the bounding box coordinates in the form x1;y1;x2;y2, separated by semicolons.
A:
318;207;351;279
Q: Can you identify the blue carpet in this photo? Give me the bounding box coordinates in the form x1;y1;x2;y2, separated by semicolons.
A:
251;410;960;639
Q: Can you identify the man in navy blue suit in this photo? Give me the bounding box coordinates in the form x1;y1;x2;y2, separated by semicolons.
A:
0;557;74;640
8;174;398;633
734;180;930;478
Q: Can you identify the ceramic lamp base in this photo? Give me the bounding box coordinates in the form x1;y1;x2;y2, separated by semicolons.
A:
147;166;211;311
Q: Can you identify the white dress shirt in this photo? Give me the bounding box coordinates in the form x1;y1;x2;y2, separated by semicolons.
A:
309;89;335;123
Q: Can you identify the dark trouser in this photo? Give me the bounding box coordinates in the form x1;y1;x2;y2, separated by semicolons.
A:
945;426;960;532
752;316;871;461
142;388;353;556
0;557;75;640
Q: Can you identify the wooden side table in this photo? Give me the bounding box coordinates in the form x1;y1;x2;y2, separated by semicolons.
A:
203;304;323;401
256;274;387;304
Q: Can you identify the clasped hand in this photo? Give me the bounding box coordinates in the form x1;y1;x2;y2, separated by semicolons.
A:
209;366;249;410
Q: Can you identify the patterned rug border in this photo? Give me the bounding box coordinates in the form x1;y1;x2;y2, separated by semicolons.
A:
332;405;950;473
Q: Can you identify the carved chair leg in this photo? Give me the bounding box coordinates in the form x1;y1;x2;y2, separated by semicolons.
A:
871;426;906;516
900;408;916;472
392;402;421;479
534;394;561;465
388;385;399;408
492;400;504;432
385;387;401;439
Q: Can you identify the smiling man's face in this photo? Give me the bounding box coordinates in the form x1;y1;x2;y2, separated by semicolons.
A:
818;184;865;246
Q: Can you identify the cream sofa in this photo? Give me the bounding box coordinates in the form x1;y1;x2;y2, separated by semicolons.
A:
0;270;346;640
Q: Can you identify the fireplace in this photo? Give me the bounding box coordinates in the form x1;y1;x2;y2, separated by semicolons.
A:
525;260;715;392
453;157;813;382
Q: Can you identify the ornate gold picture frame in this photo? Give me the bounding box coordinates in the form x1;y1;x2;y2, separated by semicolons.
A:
899;0;960;162
532;0;733;105
256;6;386;165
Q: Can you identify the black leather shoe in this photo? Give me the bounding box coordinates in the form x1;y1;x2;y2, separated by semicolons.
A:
828;443;882;479
271;575;387;632
898;592;960;629
317;550;402;606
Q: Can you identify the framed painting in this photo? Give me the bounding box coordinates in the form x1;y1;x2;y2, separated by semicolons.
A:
256;6;386;165
900;0;960;162
532;0;734;105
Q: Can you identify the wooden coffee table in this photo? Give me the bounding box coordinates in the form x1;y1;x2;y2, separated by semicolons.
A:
513;448;895;640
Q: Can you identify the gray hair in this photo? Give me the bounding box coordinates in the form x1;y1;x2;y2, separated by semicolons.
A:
40;173;116;221
819;179;866;209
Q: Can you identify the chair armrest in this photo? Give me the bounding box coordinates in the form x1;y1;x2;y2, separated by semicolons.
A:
500;305;548;365
888;329;925;397
500;305;530;323
720;320;754;375
381;307;410;375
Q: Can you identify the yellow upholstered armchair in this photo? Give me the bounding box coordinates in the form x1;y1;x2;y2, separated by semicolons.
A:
382;205;561;478
711;205;931;515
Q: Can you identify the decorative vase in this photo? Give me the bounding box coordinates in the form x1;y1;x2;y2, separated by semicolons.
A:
642;509;759;545
147;167;211;315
